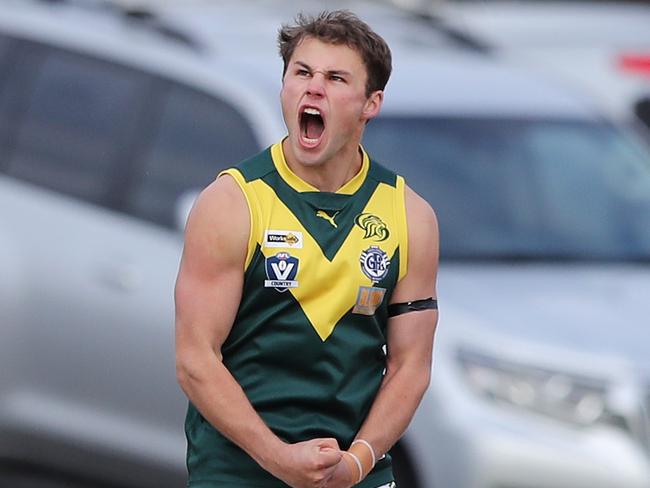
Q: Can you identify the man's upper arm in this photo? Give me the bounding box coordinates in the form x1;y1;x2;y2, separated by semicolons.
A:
175;174;250;360
386;185;439;370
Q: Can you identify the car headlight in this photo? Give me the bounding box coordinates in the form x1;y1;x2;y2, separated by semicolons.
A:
457;348;610;427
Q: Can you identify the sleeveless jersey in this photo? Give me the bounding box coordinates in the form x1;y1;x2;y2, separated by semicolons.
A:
185;141;409;488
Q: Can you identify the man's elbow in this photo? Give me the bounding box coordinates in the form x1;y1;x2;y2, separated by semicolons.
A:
413;366;432;400
175;344;222;394
175;349;206;395
175;354;194;393
388;360;432;398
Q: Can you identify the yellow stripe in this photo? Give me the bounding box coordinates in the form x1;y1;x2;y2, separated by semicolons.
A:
270;141;369;195
338;146;370;195
395;176;408;281
270;142;317;192
219;169;260;271
253;179;398;341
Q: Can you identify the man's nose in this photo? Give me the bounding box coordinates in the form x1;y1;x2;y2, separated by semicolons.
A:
306;73;325;97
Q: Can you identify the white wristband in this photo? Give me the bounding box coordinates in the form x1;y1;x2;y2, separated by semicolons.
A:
344;451;364;483
352;439;376;468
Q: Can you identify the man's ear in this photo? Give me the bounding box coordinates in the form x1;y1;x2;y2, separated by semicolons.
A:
362;90;384;121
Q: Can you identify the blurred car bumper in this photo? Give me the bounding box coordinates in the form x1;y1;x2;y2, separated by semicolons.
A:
406;339;650;488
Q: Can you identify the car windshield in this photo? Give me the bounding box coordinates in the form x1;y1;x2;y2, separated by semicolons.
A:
363;117;650;262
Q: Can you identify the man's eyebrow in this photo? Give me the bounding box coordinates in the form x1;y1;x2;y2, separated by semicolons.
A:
293;61;351;77
327;69;352;77
292;61;312;72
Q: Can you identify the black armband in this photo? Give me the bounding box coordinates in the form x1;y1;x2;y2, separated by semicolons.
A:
387;297;438;318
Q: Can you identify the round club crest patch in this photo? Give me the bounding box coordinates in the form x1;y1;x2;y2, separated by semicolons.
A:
360;246;390;282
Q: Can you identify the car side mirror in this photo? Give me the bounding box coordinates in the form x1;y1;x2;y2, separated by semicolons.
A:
174;189;200;233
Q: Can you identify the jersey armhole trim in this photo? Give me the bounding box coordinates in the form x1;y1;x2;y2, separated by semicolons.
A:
395;175;408;282
218;169;258;271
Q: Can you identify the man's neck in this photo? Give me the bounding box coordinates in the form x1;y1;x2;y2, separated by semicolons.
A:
282;141;363;192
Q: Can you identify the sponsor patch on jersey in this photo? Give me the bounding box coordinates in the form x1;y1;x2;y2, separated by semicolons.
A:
264;230;303;248
360;246;390;283
265;252;299;292
354;213;390;242
352;286;386;315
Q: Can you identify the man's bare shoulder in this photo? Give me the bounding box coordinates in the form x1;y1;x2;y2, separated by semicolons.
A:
188;174;247;227
404;185;438;237
183;174;250;267
192;173;246;217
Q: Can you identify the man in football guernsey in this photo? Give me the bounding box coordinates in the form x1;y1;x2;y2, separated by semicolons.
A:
175;10;439;488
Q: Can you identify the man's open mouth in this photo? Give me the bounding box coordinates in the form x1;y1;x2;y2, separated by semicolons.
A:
300;107;325;145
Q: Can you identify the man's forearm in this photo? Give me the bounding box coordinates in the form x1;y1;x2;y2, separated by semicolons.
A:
177;350;345;488
353;362;431;459
177;351;286;473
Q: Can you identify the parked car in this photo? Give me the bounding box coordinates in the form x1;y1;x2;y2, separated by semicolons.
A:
1;1;649;488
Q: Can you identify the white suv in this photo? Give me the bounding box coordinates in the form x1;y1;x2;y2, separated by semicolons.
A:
1;1;650;488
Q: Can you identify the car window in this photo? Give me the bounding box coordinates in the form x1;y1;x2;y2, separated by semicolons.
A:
525;123;650;252
5;48;148;206
364;116;650;261
126;83;259;228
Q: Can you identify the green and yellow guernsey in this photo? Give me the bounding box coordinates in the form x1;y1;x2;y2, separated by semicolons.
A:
185;141;409;488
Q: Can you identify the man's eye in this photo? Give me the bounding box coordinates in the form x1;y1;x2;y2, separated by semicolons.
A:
297;69;310;76
330;75;345;82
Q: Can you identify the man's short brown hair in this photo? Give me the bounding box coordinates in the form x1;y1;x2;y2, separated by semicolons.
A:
278;10;392;97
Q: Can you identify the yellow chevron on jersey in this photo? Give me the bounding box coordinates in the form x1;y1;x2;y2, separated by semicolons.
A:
220;141;408;341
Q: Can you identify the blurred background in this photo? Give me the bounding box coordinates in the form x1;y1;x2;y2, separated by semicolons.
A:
1;0;650;487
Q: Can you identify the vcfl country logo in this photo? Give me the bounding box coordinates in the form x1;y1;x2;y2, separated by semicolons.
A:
264;252;299;292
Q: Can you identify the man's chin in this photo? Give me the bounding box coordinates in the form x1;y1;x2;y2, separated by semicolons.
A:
291;139;327;166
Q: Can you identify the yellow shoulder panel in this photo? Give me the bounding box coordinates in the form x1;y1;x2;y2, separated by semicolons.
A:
395;175;408;281
218;169;261;271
